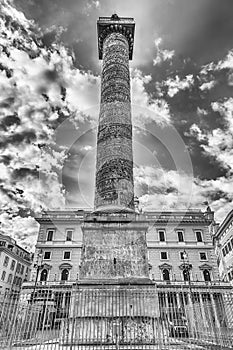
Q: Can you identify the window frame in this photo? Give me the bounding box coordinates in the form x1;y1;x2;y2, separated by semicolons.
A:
183;269;190;282
180;251;185;260
7;273;13;284
1;270;6;281
177;230;184;242
158;230;166;242
61;269;69;281
160;251;168;260
16;263;21;273
3;256;9;267
46;229;54;242
199;252;208;261
44;251;51;260
162;268;170;281
66;229;73;242
203;269;211;282
195;230;203;243
10;260;16;271
63;251;71;260
40;268;48;282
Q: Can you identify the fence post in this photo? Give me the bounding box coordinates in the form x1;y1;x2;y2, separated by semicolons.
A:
70;280;78;350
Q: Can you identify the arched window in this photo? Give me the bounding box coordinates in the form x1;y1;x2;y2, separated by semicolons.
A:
40;269;48;282
163;269;170;281
183;269;190;282
203;269;211;282
61;269;69;281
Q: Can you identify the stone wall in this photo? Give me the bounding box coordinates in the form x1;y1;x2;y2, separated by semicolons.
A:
80;219;149;279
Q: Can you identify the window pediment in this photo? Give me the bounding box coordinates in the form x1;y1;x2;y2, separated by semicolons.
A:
41;263;52;270
59;263;72;270
199;263;212;270
179;263;192;271
159;263;172;270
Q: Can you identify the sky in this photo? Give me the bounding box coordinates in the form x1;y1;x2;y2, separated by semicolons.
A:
0;0;233;250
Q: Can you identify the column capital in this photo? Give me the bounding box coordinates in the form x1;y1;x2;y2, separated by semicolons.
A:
97;15;135;60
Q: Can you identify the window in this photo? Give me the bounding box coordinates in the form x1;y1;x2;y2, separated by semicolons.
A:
44;251;51;260
20;265;24;275
227;242;232;252
177;231;184;242
160;252;168;260
16;263;21;273
1;271;6;281
63;251;71;260
7;274;13;284
61;269;69;281
162;269;170;281
222;247;226;257
203;269;211;282
40;269;48;282
183;269;190;281
10;260;16;271
229;271;233;281
66;230;73;241
180;252;185;260
18;277;22;287
3;256;9;267
196;231;203;242
158;230;165;242
200;252;207;261
47;230;54;241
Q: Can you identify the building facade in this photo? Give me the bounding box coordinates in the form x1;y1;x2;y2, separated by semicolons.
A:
31;208;219;286
146;209;219;284
0;232;32;295
214;209;233;285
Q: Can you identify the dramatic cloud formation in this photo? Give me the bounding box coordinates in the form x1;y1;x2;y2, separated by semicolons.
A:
1;0;233;249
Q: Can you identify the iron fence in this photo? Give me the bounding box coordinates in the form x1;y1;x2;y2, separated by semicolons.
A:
1;281;233;349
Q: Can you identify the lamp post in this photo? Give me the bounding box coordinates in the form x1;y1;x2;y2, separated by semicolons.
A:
182;250;197;337
182;250;191;285
31;249;43;302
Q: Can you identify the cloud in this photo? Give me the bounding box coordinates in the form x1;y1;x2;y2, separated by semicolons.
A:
131;68;171;126
135;165;233;223
186;124;207;142
0;0;101;248
186;98;233;171
163;74;194;97
200;49;233;86
199;80;216;91
199;98;233;169
153;38;175;66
